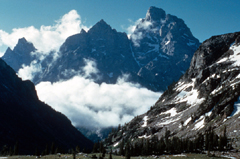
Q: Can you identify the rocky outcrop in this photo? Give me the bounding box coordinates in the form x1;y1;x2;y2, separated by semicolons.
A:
0;58;93;154
104;31;240;149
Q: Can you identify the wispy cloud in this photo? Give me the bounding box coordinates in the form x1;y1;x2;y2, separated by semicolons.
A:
126;18;153;47
0;10;90;54
35;60;162;128
18;60;42;81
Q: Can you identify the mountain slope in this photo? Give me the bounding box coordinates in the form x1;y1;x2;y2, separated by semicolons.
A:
105;31;240;149
0;59;93;154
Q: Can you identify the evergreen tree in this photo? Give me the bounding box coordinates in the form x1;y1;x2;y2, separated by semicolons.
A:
119;140;124;156
76;145;80;153
109;149;113;159
158;137;165;155
50;142;55;154
125;142;130;159
1;145;8;156
72;149;76;159
45;144;49;155
13;141;19;155
92;143;98;153
8;146;13;156
35;147;40;156
55;147;59;154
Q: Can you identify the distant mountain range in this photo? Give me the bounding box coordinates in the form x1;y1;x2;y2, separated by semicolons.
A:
2;6;200;92
104;31;240;150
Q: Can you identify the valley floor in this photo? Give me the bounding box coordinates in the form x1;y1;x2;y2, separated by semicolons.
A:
0;152;239;159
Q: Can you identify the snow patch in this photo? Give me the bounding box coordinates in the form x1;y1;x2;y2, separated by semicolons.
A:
146;43;159;53
142;116;148;127
174;89;205;106
193;116;205;130
158;115;182;126
138;134;151;138
230;97;240;116
107;72;113;78
161;107;177;117
173;154;187;157
159;53;169;59
113;142;119;147
165;41;170;45
184;117;191;126
187;42;196;46
217;43;240;66
205;109;212;117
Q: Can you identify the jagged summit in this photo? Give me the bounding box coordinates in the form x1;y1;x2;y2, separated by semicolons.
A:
88;19;114;35
18;37;27;43
130;6;200;90
2;38;37;72
14;37;36;52
80;28;87;34
145;6;166;22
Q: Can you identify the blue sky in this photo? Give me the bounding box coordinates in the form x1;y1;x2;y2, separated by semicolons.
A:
0;0;240;54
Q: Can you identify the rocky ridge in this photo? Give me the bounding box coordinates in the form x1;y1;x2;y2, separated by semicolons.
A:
0;58;93;154
104;32;240;149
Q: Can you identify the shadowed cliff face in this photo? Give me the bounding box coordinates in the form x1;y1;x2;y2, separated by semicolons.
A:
0;58;93;154
104;31;240;149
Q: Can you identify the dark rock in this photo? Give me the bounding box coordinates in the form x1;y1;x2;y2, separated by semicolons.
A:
0;59;93;154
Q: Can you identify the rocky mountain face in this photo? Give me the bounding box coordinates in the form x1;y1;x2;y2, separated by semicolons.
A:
2;7;199;92
2;37;37;72
104;32;240;149
33;19;140;86
0;59;93;154
130;6;200;90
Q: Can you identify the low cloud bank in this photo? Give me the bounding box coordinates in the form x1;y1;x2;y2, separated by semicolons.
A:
36;75;162;128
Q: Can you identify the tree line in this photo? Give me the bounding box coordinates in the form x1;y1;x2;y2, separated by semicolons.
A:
0;141;90;156
104;126;230;158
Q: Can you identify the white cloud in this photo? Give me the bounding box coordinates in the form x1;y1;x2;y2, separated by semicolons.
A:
18;60;42;81
0;10;90;54
82;58;99;78
36;75;162;128
126;18;153;47
18;58;161;129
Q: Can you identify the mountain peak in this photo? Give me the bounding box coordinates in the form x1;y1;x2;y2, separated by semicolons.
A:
13;37;36;53
18;37;28;44
88;19;113;35
94;19;111;28
80;28;87;34
145;6;166;21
